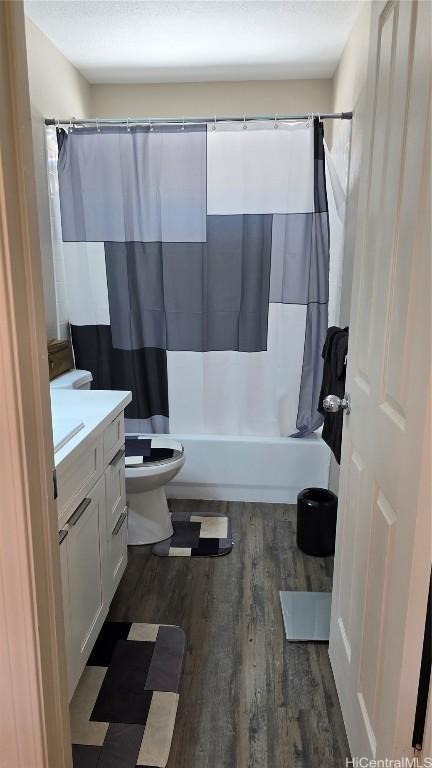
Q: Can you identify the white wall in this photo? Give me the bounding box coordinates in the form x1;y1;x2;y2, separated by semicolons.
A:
328;1;371;495
332;3;371;123
331;2;371;326
91;79;333;120
25;17;91;337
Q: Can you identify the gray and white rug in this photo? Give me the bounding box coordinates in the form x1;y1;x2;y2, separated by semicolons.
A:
71;621;185;768
152;510;233;557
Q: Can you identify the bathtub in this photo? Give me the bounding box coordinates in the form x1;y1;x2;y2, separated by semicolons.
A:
164;433;331;504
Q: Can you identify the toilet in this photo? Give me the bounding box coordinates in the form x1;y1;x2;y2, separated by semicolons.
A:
50;368;93;390
50;368;184;546
125;435;185;545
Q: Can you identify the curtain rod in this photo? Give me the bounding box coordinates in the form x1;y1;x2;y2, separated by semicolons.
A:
45;111;352;127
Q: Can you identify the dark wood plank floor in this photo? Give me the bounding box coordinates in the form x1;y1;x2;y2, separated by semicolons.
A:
109;499;350;768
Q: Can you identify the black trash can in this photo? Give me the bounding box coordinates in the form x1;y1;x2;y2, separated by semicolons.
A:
297;488;338;557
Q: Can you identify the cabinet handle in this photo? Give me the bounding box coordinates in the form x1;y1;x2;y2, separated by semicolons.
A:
113;511;127;536
110;447;125;467
67;497;91;526
58;529;68;545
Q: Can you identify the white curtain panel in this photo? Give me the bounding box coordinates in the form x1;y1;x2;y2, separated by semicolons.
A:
207;121;314;215
46;126;69;339
62;242;111;327
325;126;351;328
168;303;307;436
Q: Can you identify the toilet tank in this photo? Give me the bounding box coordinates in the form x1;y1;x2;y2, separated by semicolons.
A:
50;369;93;390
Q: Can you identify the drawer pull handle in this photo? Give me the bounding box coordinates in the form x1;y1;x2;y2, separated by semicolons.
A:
110;447;125;467
113;511;127;536
67;497;91;526
58;529;68;545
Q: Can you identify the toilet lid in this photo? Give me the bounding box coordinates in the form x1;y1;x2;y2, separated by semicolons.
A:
125;435;183;467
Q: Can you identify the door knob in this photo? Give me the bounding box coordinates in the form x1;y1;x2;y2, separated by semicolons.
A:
323;393;351;415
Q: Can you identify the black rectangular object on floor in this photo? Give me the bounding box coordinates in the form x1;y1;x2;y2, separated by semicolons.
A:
412;569;431;750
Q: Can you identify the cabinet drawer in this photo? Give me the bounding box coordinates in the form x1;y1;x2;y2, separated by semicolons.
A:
57;437;103;525
103;414;124;465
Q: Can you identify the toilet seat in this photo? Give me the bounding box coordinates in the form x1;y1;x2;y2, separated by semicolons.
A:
125;435;184;469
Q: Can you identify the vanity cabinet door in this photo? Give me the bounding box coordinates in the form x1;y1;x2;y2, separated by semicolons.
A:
66;474;107;694
105;453;128;602
106;505;128;601
58;529;73;700
105;446;126;534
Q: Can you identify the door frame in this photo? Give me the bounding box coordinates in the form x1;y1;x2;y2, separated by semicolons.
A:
0;2;71;766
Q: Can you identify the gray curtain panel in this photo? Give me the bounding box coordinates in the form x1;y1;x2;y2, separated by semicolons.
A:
58;125;207;243
57;118;329;436
293;119;329;435
104;214;272;353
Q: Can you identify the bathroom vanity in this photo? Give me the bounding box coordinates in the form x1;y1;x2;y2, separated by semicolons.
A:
52;388;132;699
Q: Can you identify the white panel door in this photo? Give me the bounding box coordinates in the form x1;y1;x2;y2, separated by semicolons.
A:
329;0;431;761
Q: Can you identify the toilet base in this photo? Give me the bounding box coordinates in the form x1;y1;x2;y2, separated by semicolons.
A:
127;487;174;545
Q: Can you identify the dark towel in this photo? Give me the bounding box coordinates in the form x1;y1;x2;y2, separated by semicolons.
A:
318;326;349;464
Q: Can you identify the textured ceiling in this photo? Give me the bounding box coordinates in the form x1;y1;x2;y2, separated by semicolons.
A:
25;0;362;84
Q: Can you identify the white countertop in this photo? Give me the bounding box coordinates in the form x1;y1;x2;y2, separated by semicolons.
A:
52;415;85;453
51;389;132;468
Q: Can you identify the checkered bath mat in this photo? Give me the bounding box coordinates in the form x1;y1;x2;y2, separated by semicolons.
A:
71;621;185;768
152;510;233;557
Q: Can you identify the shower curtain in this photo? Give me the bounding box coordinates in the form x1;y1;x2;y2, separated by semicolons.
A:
54;118;330;436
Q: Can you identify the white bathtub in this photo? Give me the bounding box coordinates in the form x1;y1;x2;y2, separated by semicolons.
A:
165;433;331;504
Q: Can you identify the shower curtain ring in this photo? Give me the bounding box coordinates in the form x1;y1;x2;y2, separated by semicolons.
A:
127;118;131;132
243;115;247;130
68;118;73;133
149;120;154;132
96;119;100;133
182;117;185;131
274;113;278;129
212;115;217;131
